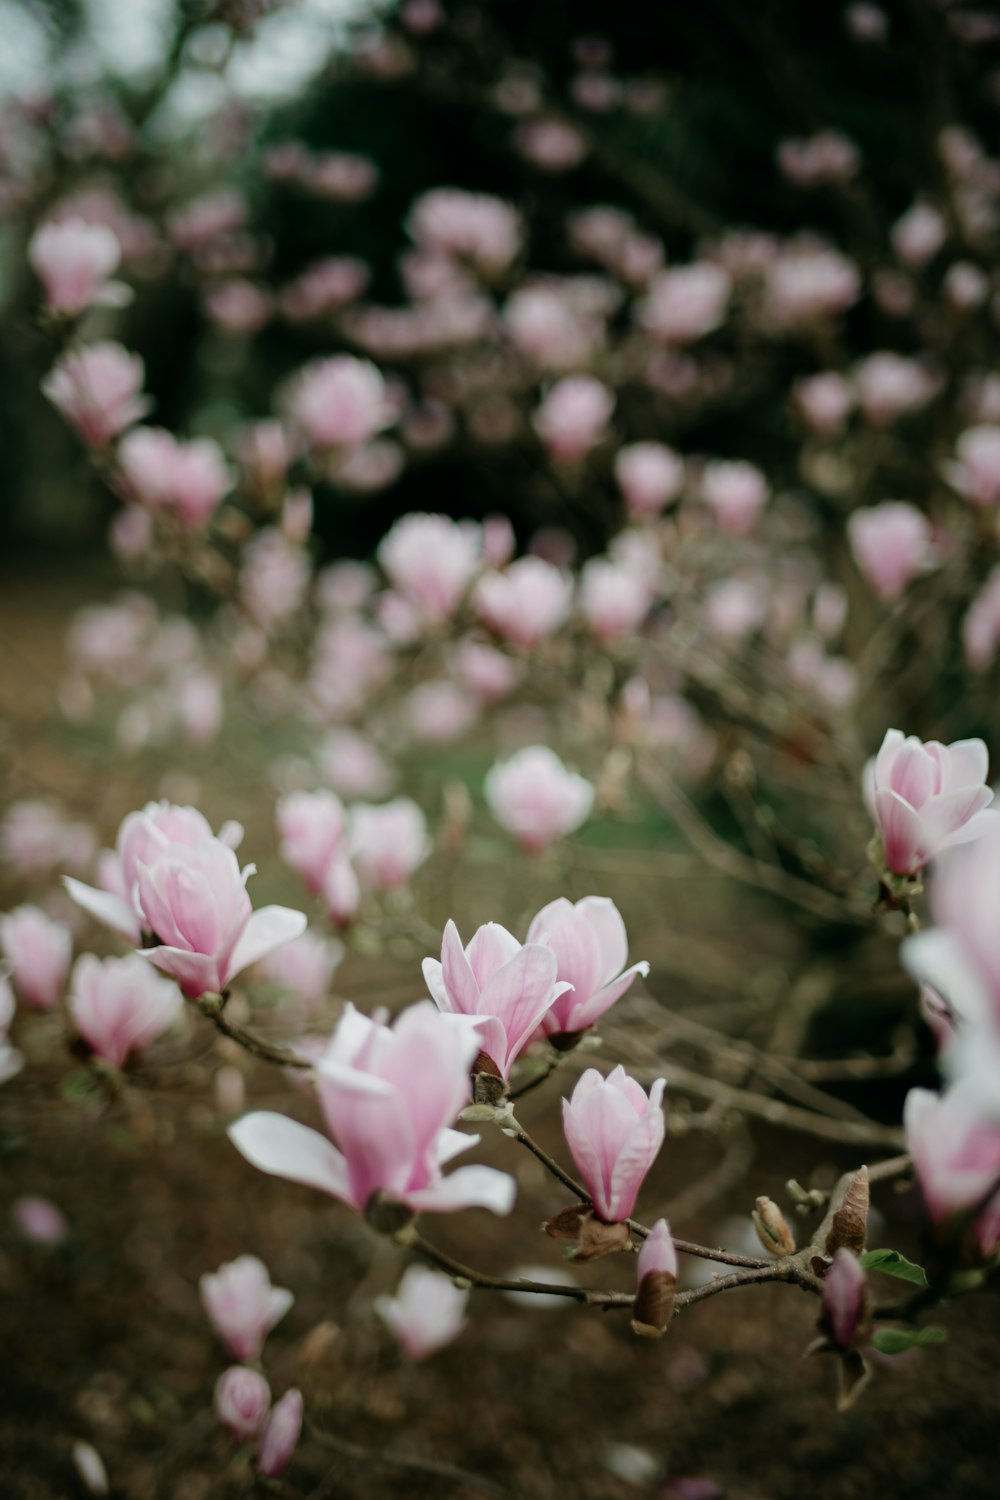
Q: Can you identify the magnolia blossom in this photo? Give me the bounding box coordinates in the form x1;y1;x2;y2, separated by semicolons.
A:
68;953;182;1067
374;1265;468;1360
348;799;429;890
562;1066;666;1223
904;1085;1000;1250
794;372;854;437
485;746;594;851
638;264;731;343
525;897;649;1038
579;558;655;641
855;352;938;426
474;558;573;648
614;443;685;518
12;1195;69;1245
847;502;933;601
43;343;150;447
0;906;72;1011
200;1254;294;1362
864;729;995;876
700;460;769;536
259;931;343;1011
632;1218;678;1336
946;426;1000;508
118;428;233;528
0;973;23;1085
229;1001;517;1216
257;1389;303;1479
822;1249;869;1350
29;218;126;315
964;568;1000;673
377;513;482;619
215;1367;271;1441
408;188;521;275
533;376;614;462
291;356;392;449
764;247;860;326
276;790;350;894
423;920;570;1079
891;200;946;267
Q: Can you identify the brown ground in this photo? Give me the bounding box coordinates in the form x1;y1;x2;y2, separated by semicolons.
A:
2;566;997;1500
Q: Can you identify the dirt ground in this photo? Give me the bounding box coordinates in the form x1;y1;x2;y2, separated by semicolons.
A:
2;567;998;1500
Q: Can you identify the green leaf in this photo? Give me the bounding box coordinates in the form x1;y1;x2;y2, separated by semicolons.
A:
859;1248;928;1287
870;1326;947;1355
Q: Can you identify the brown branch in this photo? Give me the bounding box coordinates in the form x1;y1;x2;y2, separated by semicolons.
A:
194;998;312;1070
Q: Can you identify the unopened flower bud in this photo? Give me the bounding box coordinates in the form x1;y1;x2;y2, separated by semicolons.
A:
631;1218;677;1337
820;1248;871;1351
752;1196;796;1257
215;1366;271;1441
824;1166;869;1256
257;1388;303;1478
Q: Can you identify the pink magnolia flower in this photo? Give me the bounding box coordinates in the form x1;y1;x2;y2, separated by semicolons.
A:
291;356;392;450
700;460;769;536
374;1265;468;1360
891;200;946;268
562;1066;666;1223
902;826;1000;1035
474;558;573;647
637;1218;677;1281
276;790;349;895
11;1195;69;1245
348;799;429;891
533;375;614;462
764;247;860;327
822;1249;869;1349
947;426;1000;508
320;730;394;799
614;443;685;518
215;1367;271;1441
66;801;244;943
0;906;71;1010
525;897;648;1038
259;931;343;1012
453;640;521;703
407;189;521;275
847;502;934;601
638;264;731;344
423;920;570;1079
257;1389;303;1479
485;745;594;851
200;1254;294;1362
118;428;233;528
0;798;94;878
855;352;938;426
377;513;482;619
904;1085;1000;1230
68;953;182;1066
777;131;859;186
579;557;655;641
406;680;479;744
228;1001;517;1217
42;342;150;447
29;218;127;315
964;568;1000;673
794;372;854;437
864;729;996;875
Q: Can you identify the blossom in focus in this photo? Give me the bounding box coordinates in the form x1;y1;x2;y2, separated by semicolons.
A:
485;746;594;851
864;729;996;876
562;1066;666;1223
525;896;649;1038
215;1366;271;1441
257;1389;303;1479
229;1001;517;1217
291;356;393;450
377;513;482;620
631;1218;677;1337
29;218;127;315
200;1254;294;1362
423;920;570;1079
847;502;934;601
68;953;182;1066
0;905;72;1010
348;799;429;890
42;342;150;447
375;1265;468;1360
474;558;573;647
533;376;614;462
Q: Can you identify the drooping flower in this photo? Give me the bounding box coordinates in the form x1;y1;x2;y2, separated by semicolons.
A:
561;1066;666;1223
847;502;934;602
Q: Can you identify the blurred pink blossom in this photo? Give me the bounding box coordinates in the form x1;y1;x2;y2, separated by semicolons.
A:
0;905;71;1010
375;1265;468;1360
475;558;573;646
485;745;594;850
43;342;150;446
378;512;482;620
533;375;614;462
615;443;685;518
847;501;934;600
29;218;127;315
200;1254;294;1362
257;1389;303;1478
69;952;182;1066
215;1366;271;1441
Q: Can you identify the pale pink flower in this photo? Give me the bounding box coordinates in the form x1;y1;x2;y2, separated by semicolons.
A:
847;4;888;41
375;1265;468;1360
169;189;245;251
504;282;602;370
43;342;149;447
377;513;482;619
348;799;429;890
257;1389;303;1478
276;790;349;895
319;730;394;799
533;376;614;462
963;568;1000;672
855;352;938;426
0;799;94;878
200;1254;294;1361
764;247;860;327
69;953;182;1066
407;188;521;275
891;200;946;268
525;896;649;1037
306;152;378;202
240;531;310;628
215;1367;271;1441
636;1218;677;1281
260;931;343;1011
864;729;996;876
702;578;767;641
12;1195;69;1245
638;264;731;343
0;905;71;1010
943;262;989;311
614;443;685;518
794;372;854;437
847;502;934;601
904;1085;1000;1229
203;279;271;334
406;681;479;744
700;460;769;536
423;920;570;1079
516;119;588;173
173;669;223;746
579;558;654;640
485;746;594;851
822;1249;869;1349
562;1066;666;1223
229;1001;517;1216
452;640;521;703
946;425;1000;508
29;218;126;315
118;428;233;528
902;825;1000;1032
474;558;573;647
777;131;859;187
291;356;392;450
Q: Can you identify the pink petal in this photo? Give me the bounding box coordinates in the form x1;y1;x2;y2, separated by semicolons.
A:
440;920;481;1014
947;738;989;790
226;905;307;982
566;961;650;1032
875;789;927;874
228;1112;354;1204
407;1164;517;1215
139;944;217;999
63;877;139;942
465;923;522;986
888;742;937;809
577;897;630;982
